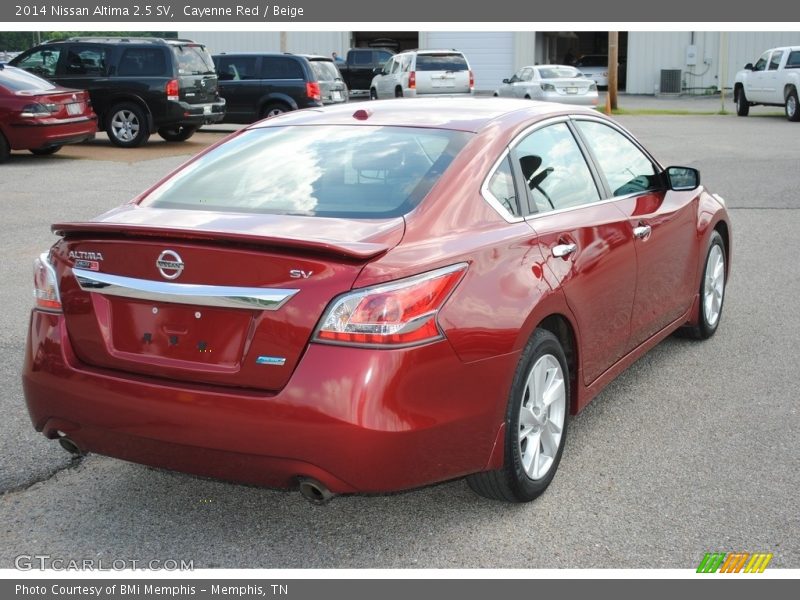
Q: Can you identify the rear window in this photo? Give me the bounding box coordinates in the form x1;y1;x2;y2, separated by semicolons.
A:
576;56;607;68
141;126;472;218
0;67;56;92
309;60;341;82
538;66;583;79
172;44;215;75
416;53;469;72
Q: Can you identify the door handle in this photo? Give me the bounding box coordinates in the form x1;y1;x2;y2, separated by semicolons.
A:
633;224;652;239
552;243;577;258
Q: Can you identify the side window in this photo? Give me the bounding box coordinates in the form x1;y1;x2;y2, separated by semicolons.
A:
381;58;393;74
768;50;783;71
16;47;61;78
390;58;401;74
261;57;304;79
753;51;770;72
787;51;800;68
351;51;371;66
520;68;534;81
486;156;521;217
62;45;107;76
514;123;600;213
118;48;167;77
375;51;393;64
216;56;258;81
575;120;660;197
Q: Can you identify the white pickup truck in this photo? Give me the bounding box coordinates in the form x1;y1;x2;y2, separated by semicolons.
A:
734;46;800;121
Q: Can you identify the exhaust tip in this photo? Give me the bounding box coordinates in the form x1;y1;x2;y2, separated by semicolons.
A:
297;477;334;504
58;437;83;456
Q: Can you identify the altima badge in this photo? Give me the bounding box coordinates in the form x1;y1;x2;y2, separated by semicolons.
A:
156;250;185;280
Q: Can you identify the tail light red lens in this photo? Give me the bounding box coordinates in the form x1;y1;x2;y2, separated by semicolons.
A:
33;252;62;312
306;81;321;101
469;70;474;89
166;79;180;101
409;71;416;89
315;263;468;347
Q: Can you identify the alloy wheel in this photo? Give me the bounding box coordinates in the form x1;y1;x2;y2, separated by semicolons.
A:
703;244;725;327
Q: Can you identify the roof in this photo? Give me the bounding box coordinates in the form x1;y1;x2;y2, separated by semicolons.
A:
251;97;599;133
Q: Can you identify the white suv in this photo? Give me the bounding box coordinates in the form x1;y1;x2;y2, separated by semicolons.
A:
369;49;474;99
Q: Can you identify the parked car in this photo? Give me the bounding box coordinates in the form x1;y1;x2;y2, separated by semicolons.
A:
370;49;474;99
494;64;598;106
0;64;96;162
10;37;225;147
336;47;395;98
575;54;626;89
23;98;731;503
734;46;800;121
214;53;342;123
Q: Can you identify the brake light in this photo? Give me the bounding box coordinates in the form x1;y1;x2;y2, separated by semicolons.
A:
469;70;474;89
166;79;179;101
315;263;468;347
33;252;62;312
20;103;56;118
306;81;321;101
409;71;416;89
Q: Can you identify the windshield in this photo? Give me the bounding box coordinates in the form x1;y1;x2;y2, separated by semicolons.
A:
173;44;215;75
309;60;341;82
538;66;583;79
142;126;473;218
0;66;56;92
416;54;469;72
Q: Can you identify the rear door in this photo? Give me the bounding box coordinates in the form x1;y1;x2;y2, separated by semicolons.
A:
514;119;638;385
171;43;218;107
765;49;785;103
259;56;307;109
308;58;346;103
215;54;263;121
573;118;699;349
414;52;471;95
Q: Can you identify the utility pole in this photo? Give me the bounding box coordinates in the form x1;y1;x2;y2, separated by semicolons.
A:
608;31;619;110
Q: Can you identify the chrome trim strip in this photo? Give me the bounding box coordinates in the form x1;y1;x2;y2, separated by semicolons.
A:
73;269;298;310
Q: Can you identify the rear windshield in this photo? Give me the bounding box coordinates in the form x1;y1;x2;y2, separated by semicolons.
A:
416;53;469;72
172;44;215;75
309;60;341;82
538;66;583;79
141;126;472;218
576;56;607;67
0;67;56;92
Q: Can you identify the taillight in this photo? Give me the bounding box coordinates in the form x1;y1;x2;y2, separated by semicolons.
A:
20;103;56;118
33;252;62;312
409;71;416;89
469;70;474;89
314;263;468;347
541;83;556;92
306;81;321;101
166;79;180;101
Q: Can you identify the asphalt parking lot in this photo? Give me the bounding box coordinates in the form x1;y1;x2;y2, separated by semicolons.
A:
0;108;798;569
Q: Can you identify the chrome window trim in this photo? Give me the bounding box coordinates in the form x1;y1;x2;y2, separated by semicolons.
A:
73;269;298;311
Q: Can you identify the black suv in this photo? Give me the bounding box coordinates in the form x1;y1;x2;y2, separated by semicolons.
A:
213;53;346;124
10;37;225;147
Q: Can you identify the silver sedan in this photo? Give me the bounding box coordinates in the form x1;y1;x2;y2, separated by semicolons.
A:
493;65;599;107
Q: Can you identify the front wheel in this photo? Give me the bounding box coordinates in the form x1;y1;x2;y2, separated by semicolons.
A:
785;88;800;122
0;133;11;163
158;126;197;142
369;88;378;100
682;230;726;339
736;88;750;117
467;329;569;502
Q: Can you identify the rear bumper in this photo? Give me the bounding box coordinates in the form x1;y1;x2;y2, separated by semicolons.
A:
158;99;226;129
542;92;599;106
405;90;475;98
7;116;97;150
22;311;513;493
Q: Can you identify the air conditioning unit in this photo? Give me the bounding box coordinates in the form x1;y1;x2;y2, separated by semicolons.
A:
660;69;682;95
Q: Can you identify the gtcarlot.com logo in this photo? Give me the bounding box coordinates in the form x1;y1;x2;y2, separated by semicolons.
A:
697;552;773;573
14;554;194;571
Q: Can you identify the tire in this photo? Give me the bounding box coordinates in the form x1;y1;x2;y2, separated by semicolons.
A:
29;146;62;156
394;87;403;98
785;88;800;122
0;132;10;163
467;329;569;502
683;231;726;340
261;102;290;119
106;103;150;148
158;126;197;142
369;88;378;100
736;88;750;117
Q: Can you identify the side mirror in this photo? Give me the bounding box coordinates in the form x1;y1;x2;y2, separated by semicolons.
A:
744;62;754;70
666;166;700;191
502;78;510;84
372;66;383;76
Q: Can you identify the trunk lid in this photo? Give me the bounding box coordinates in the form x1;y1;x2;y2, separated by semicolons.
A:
52;207;404;391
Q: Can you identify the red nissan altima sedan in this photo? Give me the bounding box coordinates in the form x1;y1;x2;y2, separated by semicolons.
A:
22;98;731;502
0;65;96;161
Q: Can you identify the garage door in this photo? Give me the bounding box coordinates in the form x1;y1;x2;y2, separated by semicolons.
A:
424;32;514;92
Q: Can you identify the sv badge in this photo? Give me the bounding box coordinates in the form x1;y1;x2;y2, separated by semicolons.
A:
289;269;313;279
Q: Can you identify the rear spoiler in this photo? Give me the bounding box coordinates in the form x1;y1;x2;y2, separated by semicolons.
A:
52;222;390;261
